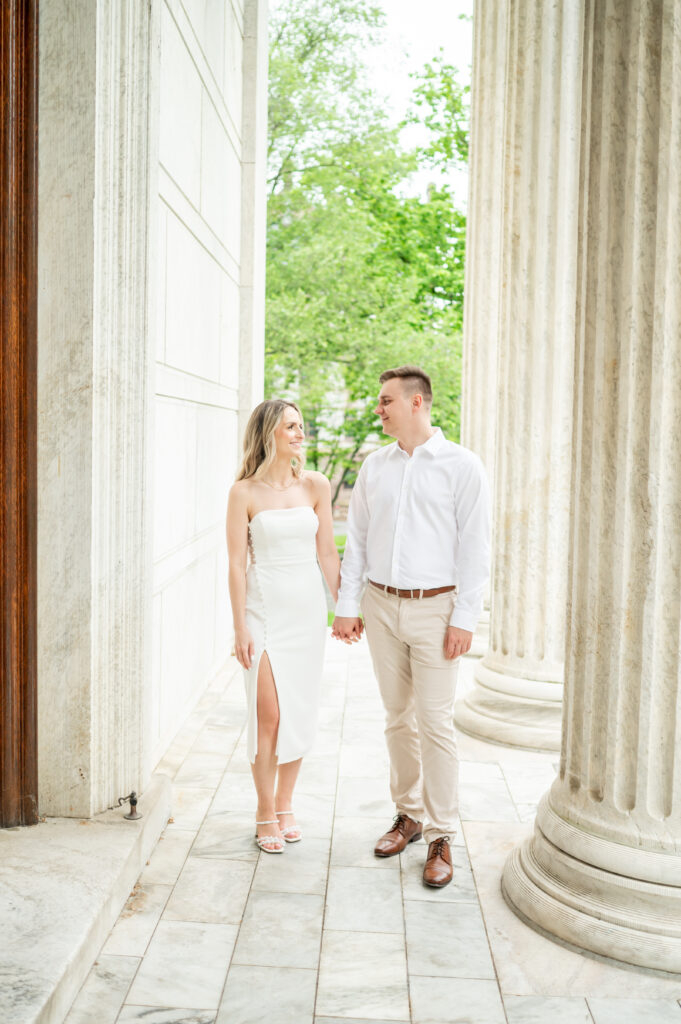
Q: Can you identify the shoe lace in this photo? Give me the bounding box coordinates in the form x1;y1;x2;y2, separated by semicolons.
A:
430;836;450;858
392;813;412;835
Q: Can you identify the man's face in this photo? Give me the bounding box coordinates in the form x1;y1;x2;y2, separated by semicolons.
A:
374;379;414;438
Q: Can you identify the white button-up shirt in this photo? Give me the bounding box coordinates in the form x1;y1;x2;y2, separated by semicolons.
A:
336;428;491;632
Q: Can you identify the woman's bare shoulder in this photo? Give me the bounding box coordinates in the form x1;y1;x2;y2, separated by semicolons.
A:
302;470;331;492
228;478;255;506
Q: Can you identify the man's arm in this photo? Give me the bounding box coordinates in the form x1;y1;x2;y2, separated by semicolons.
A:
450;456;491;634
333;462;370;640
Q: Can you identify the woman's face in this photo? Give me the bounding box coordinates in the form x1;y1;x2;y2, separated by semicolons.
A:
273;406;305;459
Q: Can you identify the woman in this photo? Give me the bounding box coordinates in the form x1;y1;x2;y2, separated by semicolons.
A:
226;399;340;853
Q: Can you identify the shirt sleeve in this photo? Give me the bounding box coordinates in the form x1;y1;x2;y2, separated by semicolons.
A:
450;456;491;632
335;460;370;617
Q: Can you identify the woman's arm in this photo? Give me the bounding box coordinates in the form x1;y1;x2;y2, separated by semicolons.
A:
311;473;341;603
226;482;254;669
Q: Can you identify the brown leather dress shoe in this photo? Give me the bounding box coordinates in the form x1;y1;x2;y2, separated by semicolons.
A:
374;814;423;857
423;836;453;887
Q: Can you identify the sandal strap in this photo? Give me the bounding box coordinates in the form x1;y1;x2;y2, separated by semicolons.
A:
276;810;294;815
257;835;283;843
255;819;279;825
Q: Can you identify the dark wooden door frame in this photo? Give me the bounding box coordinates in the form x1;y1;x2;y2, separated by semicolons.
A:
1;0;38;827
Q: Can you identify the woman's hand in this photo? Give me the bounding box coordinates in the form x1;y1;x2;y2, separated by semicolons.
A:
234;627;255;669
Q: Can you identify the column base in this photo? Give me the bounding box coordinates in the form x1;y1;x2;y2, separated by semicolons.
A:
454;659;562;751
502;794;681;973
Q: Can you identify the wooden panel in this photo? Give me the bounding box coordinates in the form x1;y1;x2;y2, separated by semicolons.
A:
0;0;38;827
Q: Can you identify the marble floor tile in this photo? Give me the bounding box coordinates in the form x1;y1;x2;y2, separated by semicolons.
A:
296;756;339;796
140;829;196;885
325;866;404;933
118;1010;215;1024
409;976;506;1024
163;856;254;924
504;995;594;1023
459;776;520;823
316;929;410;1021
405;899;495;979
500;762;559;807
314;1019;408;1024
330;816;401;870
232;891;324;969
64;954;139;1024
251;836;330;895
168;787;215;831
102;882;172;956
587;999;681;1023
174;752;229;789
217;965;317;1024
464;821;681;999
224;745;252;773
190;724;242;757
286;791;335;839
338;741;390;780
459;759;505;783
335;776;394;818
209;774;257;814
124;920;237;1009
400;838;473;904
192;814;259;863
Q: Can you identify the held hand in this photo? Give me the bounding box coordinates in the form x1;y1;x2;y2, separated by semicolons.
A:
332;616;364;644
234;627;255;669
444;626;473;660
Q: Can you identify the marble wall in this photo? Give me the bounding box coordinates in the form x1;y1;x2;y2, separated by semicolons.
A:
148;0;266;771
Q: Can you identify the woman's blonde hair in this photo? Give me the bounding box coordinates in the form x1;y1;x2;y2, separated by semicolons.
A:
236;399;305;481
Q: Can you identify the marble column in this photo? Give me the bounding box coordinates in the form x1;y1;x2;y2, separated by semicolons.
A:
503;0;681;970
455;0;582;749
37;0;154;815
460;0;507;658
238;0;268;439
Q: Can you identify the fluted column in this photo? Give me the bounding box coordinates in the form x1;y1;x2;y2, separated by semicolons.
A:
503;0;681;970
455;0;582;748
38;0;154;815
460;0;507;657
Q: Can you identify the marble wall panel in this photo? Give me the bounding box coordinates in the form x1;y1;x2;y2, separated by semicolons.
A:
153;398;198;559
150;0;264;774
194;405;237;535
164;210;223;381
219;273;241;388
159;4;202;205
224;2;244;127
201;96;242;256
159;554;220;741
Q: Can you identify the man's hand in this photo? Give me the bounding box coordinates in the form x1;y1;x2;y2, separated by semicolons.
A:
332;616;364;644
444;626;473;660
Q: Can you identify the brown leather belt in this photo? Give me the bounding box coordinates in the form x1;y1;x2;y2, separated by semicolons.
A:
369;580;457;600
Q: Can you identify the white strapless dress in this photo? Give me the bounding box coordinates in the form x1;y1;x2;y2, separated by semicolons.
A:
244;506;327;764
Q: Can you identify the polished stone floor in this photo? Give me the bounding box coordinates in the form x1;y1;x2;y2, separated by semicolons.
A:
65;638;681;1024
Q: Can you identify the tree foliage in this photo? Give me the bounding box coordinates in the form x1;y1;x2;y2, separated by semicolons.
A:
265;0;469;502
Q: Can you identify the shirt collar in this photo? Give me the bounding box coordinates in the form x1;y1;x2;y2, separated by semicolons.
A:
393;427;446;458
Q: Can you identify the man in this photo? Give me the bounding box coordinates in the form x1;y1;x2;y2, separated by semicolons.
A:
333;366;490;887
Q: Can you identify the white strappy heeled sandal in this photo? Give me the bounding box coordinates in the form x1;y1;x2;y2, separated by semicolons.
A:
276;809;302;843
255;819;285;854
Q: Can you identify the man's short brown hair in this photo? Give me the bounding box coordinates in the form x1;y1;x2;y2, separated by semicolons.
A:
379;365;433;407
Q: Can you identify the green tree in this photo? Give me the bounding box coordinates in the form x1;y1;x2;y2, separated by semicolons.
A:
266;0;469;504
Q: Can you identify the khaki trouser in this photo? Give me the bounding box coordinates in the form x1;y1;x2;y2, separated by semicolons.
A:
361;583;460;844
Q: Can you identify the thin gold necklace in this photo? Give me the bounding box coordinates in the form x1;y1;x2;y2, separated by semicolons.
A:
261;475;297;491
